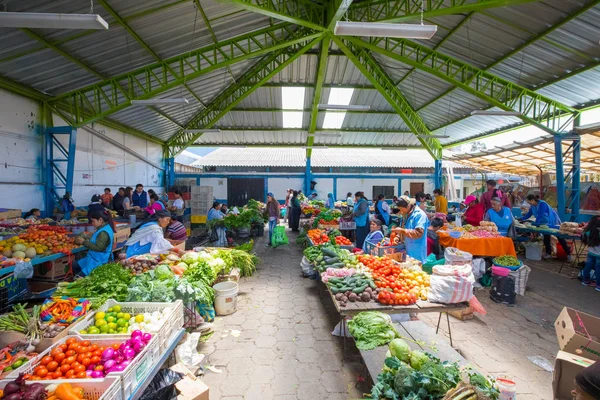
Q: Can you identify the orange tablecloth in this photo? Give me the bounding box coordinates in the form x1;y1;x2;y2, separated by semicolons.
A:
438;233;517;257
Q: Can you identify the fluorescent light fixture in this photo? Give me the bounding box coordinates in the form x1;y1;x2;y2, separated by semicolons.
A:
0;12;109;30
415;134;450;139
381;148;407;150
318;104;370;111
183;129;222;133
334;21;437;39
470;110;522;117
131;98;189;105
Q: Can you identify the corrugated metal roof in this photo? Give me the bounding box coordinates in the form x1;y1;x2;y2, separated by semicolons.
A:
194;147;462;168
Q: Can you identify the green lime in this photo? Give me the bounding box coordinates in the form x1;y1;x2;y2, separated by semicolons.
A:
116;312;124;319
113;305;122;312
108;322;117;330
95;319;107;327
116;318;127;328
12;360;23;369
100;325;110;333
106;316;115;323
80;330;88;334
107;307;114;313
95;312;106;320
122;313;131;320
88;327;100;334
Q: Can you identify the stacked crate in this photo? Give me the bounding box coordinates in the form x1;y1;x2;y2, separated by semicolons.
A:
190;186;213;231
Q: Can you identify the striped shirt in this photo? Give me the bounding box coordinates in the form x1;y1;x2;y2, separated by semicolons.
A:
167;221;187;241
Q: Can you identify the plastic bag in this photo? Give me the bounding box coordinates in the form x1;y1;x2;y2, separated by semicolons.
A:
300;256;315;275
14;260;33;279
444;247;473;266
271;225;289;247
423;254;445;274
428;264;475;304
175;332;205;369
472;258;486;280
140;368;184;400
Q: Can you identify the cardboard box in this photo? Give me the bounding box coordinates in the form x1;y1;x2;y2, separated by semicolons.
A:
175;377;209;400
555;307;600;361
113;226;131;250
34;257;71;281
0;209;22;220
552;351;595;399
0;272;28;301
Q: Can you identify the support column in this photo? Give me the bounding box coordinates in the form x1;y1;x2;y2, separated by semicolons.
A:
166;157;175;189
333;177;337;200
571;138;581;221
554;136;566;221
434;159;443;190
304;157;312;195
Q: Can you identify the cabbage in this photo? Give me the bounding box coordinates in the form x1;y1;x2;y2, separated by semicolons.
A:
155;264;173;280
177;262;188;271
409;350;429;370
389;339;411;362
181;252;200;265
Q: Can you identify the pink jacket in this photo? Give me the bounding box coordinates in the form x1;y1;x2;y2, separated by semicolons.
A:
145;202;163;215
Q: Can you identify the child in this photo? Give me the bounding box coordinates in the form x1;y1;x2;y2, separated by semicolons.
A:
427;217;444;260
581;216;600;290
100;188;113;209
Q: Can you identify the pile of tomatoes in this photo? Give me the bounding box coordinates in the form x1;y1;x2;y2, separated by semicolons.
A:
26;337;111;381
334;236;352;245
378;289;418;306
307;229;329;245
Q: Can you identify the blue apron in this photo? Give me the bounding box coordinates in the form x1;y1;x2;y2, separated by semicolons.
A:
376;200;390;225
488;207;513;236
403;207;429;263
362;230;384;253
353;199;368;227
78;224;115;276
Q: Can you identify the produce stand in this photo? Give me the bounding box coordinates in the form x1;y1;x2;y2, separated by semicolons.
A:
516;226;585;272
438;233;517;257
29;246;86;266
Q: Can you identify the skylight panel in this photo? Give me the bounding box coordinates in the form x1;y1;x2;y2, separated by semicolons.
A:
322;88;354;129
282;111;304;128
282;87;305;128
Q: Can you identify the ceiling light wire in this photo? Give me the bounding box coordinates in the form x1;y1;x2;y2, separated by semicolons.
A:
420;0;424;26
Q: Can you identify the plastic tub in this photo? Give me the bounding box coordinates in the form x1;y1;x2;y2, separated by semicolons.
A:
491;265;511;277
213;281;239;316
0;377;123;400
449;230;462;238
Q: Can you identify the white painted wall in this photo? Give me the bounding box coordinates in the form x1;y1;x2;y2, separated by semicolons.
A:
268;177;303;202
313;178;334;200
337;178;398;200
400;178;434;196
198;178;227;200
0;88;165;214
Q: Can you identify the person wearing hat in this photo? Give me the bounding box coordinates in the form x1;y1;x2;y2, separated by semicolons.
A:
88;194;105;222
393;195;430;263
572;360;600;399
462;195;484;226
484;197;515;237
266;192;280;247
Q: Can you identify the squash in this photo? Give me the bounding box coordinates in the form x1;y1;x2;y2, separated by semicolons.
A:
12;251;26;259
11;243;26;252
25;247;37;259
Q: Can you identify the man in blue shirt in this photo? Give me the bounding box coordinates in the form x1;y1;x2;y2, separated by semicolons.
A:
132;184;148;208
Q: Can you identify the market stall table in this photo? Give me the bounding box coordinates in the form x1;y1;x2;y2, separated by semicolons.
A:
438;233;517;257
515;227;584;272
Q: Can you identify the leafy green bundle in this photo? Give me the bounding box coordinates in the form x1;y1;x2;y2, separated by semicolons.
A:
347;312;399;350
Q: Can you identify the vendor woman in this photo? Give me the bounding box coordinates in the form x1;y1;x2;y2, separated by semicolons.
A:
393;196;430;263
353;192;370;249
363;219;385;253
374;194;390;226
74;209;116;276
484;197;515;237
122;210;173;258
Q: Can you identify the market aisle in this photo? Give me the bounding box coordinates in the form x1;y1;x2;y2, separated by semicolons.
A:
200;229;364;400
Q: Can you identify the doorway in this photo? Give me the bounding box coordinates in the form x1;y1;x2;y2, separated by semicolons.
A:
227;178;264;206
409;182;424;196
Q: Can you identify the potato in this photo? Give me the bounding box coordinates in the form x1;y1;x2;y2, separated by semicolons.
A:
361;292;371;302
340;295;348;303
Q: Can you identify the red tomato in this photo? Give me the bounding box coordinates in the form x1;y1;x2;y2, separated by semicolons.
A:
46;361;59;372
40;356;53;366
53;352;66;364
76;371;87;379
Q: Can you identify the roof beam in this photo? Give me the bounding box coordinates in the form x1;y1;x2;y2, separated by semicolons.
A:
332;37;443;159
347;36;578;136
167;34;323;157
348;0;539;23
216;0;325;30
232;107;397;114
327;0;354;30
190;143;422;149
46;24;320;127
206;128;414;133
0;74;50;101
416;0;600;113
306;36;329;158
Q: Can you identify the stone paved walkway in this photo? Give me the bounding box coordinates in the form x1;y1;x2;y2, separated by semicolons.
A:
200;230;364;400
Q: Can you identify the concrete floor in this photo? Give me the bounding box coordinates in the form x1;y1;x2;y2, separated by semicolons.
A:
199;229;598;399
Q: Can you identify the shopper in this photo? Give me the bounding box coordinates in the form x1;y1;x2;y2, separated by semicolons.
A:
403;191;410;196
122;187;138;213
24;208;41;221
88;195;105;216
266;192;280;247
284;189;293;223
393;196;430;263
480;179;511;211
132;184;148;208
484;197;515;237
123;210;173;258
353;191;370;250
168;190;185;220
427;217;444;260
581;216;600;290
521;194;571;260
433;189;448;214
61;192;75;219
374;194;390;225
415;192;427;212
100;188;113;209
462;195;484;226
309;192;318;200
346;192;354;208
571;360;600;399
289;190;301;232
363;219;385;253
207;202;224;221
165;219;188;242
113;187;125;215
74;209;116;276
145;194;165;215
326;193;336;210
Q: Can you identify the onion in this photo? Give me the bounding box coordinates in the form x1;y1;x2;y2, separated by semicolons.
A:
3;382;20;395
142;333;152;342
102;347;115;361
116;355;125;364
131;330;143;339
124;348;136;360
119;343;132;353
120;359;131;368
110;364;126;373
133;341;145;354
103;359;116;370
90;370;104;378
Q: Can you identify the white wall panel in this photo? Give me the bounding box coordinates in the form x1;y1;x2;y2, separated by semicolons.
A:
199;178;227;200
337;178;398;200
313;178;333;200
267;178;303;202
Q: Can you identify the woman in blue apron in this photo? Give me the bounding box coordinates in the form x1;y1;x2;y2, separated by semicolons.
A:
484;197;515;236
123;210;173;258
374;194;390;226
393;196;430;263
326;193;336;210
74;209;116;276
363;219;385;253
353;192;370;250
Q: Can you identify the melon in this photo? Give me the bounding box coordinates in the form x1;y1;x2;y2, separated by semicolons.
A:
12;251;26;259
12;243;26;252
25;247;37;259
2;249;12;258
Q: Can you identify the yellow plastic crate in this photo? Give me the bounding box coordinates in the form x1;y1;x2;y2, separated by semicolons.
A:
186;228;191;236
191;215;207;223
